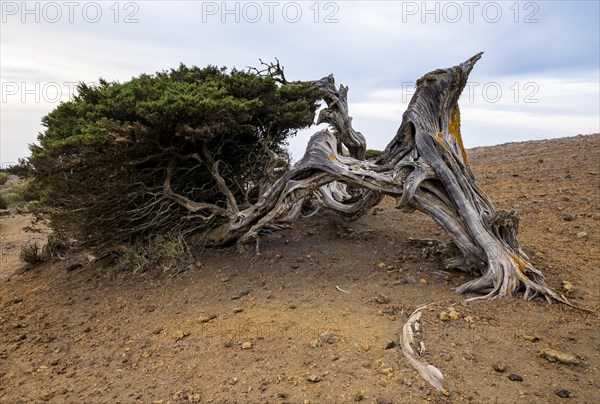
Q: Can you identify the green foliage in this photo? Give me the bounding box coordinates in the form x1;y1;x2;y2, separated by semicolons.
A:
0;195;7;210
29;63;321;250
0;179;39;208
0;172;9;185
4;159;31;178
365;149;383;160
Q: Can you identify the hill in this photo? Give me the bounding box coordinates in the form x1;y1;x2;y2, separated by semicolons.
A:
1;134;599;402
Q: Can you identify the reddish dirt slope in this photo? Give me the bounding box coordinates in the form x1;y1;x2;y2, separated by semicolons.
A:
1;134;598;403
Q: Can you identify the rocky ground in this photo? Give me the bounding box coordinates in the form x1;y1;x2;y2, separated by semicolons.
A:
1;134;598;403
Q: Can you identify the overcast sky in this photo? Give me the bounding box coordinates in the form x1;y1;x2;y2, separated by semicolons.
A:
1;0;599;164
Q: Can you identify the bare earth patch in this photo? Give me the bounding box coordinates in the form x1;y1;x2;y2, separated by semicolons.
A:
1;134;599;403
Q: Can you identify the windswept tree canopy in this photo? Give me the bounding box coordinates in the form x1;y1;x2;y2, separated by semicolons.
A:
30;64;321;248
30;56;571;311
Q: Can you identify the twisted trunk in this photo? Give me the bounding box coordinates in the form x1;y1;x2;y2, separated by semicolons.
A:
164;54;567;304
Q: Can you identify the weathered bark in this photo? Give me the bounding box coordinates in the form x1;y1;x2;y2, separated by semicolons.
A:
165;54;568;304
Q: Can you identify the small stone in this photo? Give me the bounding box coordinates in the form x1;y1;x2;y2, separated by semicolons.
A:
376;262;386;269
187;392;201;403
493;362;506;373
353;391;365;401
576;231;588;239
419;278;428;285
233;308;243;313
319;332;336;344
307;374;322;383
374;292;390;304
241;341;253;349
289;304;297;309
464;315;474;323
508;374;523;382
380;367;393;375
521;334;540;342
49;359;59;366
376;396;393;404
65;263;82;272
199;314;217;323
563;214;576;221
448;310;460;320
172;330;189;341
438;311;449;321
231;289;250;300
561;281;574;294
291;264;300;269
384;341;397;350
556;389;571;398
540;348;580;365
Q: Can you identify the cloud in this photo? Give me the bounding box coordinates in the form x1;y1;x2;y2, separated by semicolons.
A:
1;0;599;163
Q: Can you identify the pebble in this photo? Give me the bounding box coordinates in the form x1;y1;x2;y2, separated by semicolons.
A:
563;214;576;221
508;374;523;382
307;374;322;383
540;348;580;365
556;389;571;398
384;341;396;350
233;308;243;313
493;362;506;373
241;341;253;349
448;310;460;320
576;231;588;239
438;311;449;321
561;281;574;294
319;332;336;344
419;278;428;285
199;314;217;323
172;330;189;341
376;396;392;404
521;334;540;342
375;292;390;304
464;315;474;323
231;289;250;300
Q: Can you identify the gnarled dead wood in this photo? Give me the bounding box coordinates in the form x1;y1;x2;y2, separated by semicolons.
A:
166;54;568;305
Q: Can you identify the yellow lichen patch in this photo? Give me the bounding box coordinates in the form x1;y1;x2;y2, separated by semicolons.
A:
328;153;336;160
509;252;529;280
448;105;468;163
434;132;448;151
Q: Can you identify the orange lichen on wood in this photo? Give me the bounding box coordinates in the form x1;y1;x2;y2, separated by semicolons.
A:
509;252;529;280
434;132;448;150
448;105;468;163
328;153;336;160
